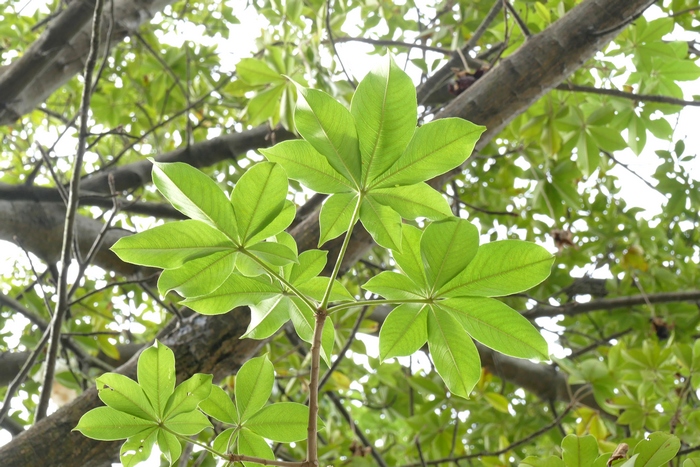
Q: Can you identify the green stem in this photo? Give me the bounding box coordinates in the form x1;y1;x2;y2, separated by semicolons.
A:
305;311;327;465
319;196;362;311
241;249;317;312
327;298;431;314
165;427;228;460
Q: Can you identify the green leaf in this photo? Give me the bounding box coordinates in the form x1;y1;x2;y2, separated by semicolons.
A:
379;303;428;360
483;392;510;413
163;373;212;419
260;140;355;194
151;160;239;241
237;58;284;86
231;162;289;244
438;297;549;359
370;118;485;188
427;307;480;399
319;192;360;246
440;240;554;297
562;434;599;467
359;196;402;250
74;407;157;440
96;373;156;421
244;295;292;340
157;251;237;298
199;385;238;424
368;183;452;220
351;56;417;186
247;241;298;266
294;84;362;185
245;402;310;442
236;355;274;422
138;341;175;417
287;296;334;364
289;249;327;284
297;277;354;303
421;218;479;291
213;428;237;455
362;271;425;300
157;428;182;465
120;428;158;467
588;126;627;152
632;432;680;467
246;84;286;126
576;131;600;177
683;459;700;467
181;274;280;315
246;200;296;246
238;428;275;467
111;220;235;269
392;224;427;289
163;410;212;436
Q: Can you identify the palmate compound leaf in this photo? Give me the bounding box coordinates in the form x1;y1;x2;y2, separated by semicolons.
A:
76;341;212;466
363;219;553;398
261;56;483;250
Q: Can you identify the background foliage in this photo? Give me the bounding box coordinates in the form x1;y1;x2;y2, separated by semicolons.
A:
0;0;699;465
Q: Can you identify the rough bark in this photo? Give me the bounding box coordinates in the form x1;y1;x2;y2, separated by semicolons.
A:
0;0;177;126
0;0;657;463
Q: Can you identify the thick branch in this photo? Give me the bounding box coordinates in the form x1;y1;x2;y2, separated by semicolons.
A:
0;0;177;125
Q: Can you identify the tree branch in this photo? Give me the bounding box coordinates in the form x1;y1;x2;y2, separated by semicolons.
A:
556;83;700;107
524;291;700;319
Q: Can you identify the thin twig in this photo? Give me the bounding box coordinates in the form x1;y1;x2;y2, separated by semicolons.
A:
401;400;577;466
557;83;700;107
503;0;531;37
333;36;452;55
36;0;105;422
524;291;700;319
318;305;369;390
568;328;632;359
0;326;52;425
325;0;356;88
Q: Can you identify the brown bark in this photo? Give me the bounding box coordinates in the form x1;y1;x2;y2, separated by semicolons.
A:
0;0;657;463
0;0;177;126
